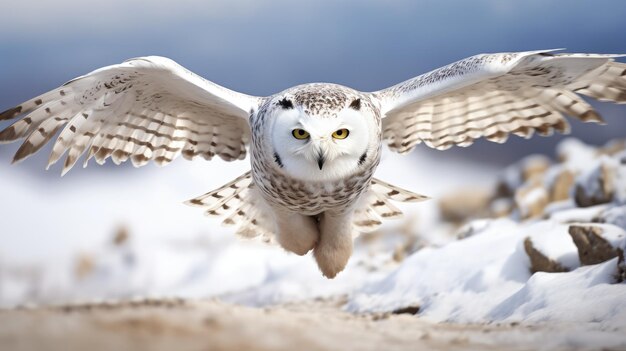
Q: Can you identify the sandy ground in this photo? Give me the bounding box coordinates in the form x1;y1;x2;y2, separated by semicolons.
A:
0;298;622;351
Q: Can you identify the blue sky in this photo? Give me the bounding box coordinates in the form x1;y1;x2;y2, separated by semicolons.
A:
1;0;625;168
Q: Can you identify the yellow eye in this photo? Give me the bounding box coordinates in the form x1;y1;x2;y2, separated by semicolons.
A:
332;128;350;139
292;129;310;140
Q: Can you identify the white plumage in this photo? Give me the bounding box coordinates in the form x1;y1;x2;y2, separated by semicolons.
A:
1;50;625;277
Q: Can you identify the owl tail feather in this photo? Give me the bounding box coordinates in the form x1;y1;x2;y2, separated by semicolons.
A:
352;178;429;233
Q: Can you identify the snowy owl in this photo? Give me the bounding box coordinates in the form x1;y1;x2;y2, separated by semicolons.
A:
1;50;625;278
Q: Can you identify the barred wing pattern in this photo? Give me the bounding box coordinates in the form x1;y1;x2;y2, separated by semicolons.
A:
0;56;261;175
352;178;429;234
185;172;277;241
378;50;626;153
186;172;429;239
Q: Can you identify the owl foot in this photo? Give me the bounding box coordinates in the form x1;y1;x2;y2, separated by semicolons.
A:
275;213;319;256
313;213;353;278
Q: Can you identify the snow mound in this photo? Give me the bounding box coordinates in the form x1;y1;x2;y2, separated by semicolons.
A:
349;138;626;327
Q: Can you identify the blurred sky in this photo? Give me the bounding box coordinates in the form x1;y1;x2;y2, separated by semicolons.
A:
0;0;625;259
1;0;625;171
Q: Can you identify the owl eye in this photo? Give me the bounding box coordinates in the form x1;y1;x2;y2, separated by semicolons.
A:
292;128;310;140
332;128;350;139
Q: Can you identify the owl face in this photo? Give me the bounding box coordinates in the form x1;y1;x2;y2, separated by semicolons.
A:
270;96;372;182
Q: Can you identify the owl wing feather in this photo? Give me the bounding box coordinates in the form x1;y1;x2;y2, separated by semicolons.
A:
376;50;626;153
185;172;277;241
352;178;429;234
0;56;261;174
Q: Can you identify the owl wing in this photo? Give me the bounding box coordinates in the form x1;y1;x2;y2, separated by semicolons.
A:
375;50;626;153
0;56;261;174
352;178;429;234
185;171;277;241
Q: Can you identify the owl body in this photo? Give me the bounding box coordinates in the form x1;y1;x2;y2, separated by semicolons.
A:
2;50;625;277
250;83;382;216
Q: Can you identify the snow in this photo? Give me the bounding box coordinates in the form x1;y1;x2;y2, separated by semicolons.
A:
346;138;626;328
489;258;625;326
349;219;626;326
600;205;626;230
525;222;580;270
1;138;626;344
348;218;531;320
547;203;609;222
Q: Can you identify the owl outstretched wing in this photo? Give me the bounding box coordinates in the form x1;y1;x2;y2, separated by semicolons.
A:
0;56;262;174
376;50;626;153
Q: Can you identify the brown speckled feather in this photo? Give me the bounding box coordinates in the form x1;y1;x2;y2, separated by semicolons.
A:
378;51;626;153
0;56;259;175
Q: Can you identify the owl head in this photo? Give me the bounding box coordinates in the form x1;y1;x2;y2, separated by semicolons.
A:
267;85;380;182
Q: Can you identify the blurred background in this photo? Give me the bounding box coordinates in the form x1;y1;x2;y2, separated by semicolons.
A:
0;0;624;306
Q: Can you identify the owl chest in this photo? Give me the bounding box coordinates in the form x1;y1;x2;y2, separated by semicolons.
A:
252;166;373;216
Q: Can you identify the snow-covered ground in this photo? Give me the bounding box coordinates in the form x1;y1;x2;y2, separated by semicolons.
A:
1;138;625;341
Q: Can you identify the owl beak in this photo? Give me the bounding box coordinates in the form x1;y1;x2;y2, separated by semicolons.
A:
317;153;325;170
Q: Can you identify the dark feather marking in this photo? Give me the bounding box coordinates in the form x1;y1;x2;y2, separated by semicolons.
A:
0;106;22;121
278;97;293;109
355;219;382;227
400;111;555;148
13;124;63;162
403;102;538;133
349;98;361;110
274;152;284;168
0;127;17;141
358;152;367;166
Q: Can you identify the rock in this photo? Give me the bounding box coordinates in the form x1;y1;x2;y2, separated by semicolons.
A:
549;169;575;202
391;305;420;315
495;155;550;199
521;155;551;183
523;237;568;273
112;226;130;246
515;181;549;219
74;254;95;280
438;188;491;223
574;160;615;207
490;198;513;218
568;225;624;266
